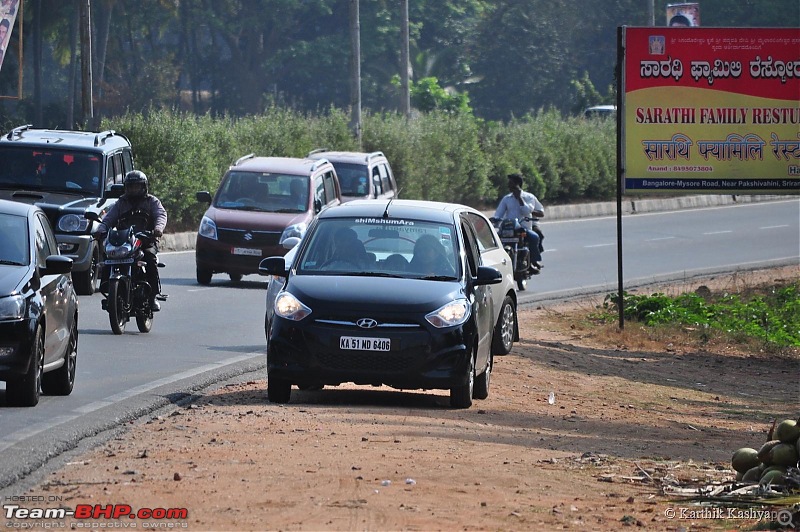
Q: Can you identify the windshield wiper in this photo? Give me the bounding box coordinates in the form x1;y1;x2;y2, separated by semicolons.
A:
418;275;458;281
0;259;24;266
344;271;404;278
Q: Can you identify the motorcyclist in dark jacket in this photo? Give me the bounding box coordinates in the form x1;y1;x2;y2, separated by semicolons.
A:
95;170;168;310
494;173;545;273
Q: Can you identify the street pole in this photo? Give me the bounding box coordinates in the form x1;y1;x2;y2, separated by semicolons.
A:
400;0;410;117
349;0;362;146
80;0;93;128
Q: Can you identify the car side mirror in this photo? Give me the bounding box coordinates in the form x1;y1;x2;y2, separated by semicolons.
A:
259;256;288;277
42;255;74;275
108;184;124;198
196;191;213;204
84;211;101;222
314;198;322;214
474;265;502;286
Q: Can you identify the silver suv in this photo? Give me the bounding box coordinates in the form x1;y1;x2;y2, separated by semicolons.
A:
307;149;398;203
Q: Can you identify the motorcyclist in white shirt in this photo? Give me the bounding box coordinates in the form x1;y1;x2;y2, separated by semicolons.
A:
494;173;544;273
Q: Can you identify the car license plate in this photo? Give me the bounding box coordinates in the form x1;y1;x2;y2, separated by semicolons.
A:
232;247;262;256
340;336;390;351
104;258;134;265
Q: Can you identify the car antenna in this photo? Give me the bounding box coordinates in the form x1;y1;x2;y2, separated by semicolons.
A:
382;197;395;218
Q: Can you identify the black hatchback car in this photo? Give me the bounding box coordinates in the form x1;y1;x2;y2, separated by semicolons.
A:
0;199;79;407
259;199;519;409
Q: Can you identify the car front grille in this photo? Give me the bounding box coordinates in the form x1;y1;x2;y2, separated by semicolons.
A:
217;227;281;247
316;351;416;373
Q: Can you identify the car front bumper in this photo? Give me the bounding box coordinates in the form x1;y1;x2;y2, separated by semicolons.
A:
56;234;94;273
196;235;286;275
267;318;474;391
0;319;35;380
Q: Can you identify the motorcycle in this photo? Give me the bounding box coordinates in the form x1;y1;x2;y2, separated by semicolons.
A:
97;225;165;334
491;216;542;291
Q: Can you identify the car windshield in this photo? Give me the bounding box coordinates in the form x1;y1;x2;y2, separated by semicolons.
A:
214;171;308;213
296;217;459;280
0;212;29;266
0;147;102;195
330;162;369;197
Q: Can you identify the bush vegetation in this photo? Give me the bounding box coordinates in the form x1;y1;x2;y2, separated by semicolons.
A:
102;107;616;231
598;281;800;350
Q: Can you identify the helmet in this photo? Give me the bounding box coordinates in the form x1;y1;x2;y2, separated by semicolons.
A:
124;170;148;199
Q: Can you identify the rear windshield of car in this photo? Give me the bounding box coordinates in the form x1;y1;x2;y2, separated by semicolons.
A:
296;217;459;280
0;147;102;195
329;162;369;196
214;171;309;213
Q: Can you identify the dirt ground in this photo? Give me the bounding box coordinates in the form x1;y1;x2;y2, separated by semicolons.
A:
18;265;800;531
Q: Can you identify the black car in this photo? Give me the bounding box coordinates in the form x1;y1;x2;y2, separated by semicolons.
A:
259;199;519;409
0;199;79;407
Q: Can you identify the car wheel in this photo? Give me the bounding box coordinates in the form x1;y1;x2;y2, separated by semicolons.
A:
229;273;243;283
491;296;516;355
450;349;474;409
108;279;127;335
473;353;492;400
267;372;291;404
42;317;78;396
196;266;213;285
7;326;44;407
74;244;100;296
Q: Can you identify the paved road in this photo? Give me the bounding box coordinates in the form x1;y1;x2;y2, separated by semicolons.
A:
0;196;797;495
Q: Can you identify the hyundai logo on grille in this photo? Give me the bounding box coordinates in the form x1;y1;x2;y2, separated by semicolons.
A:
356;318;378;329
243;232;253;241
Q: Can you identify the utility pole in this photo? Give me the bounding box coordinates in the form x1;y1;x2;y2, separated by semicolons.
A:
80;0;93;128
349;0;362;145
400;0;410;117
648;0;655;26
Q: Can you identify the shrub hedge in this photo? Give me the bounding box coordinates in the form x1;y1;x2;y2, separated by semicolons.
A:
103;108;616;231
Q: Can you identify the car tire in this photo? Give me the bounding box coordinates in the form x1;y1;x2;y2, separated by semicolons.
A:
42;317;78;396
7;326;44;407
229;273;243;283
74;244;100;296
450;350;474;409
491;296;516;355
473;353;492;400
196;266;212;285
267;372;291;404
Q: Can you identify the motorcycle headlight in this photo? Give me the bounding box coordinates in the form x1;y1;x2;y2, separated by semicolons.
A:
105;242;133;259
198;216;217;240
425;299;470;328
500;228;515;238
274;292;311;321
58;214;90;233
0;294;25;321
280;222;307;244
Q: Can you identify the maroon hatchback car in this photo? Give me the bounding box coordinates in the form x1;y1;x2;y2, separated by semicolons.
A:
194;154;342;285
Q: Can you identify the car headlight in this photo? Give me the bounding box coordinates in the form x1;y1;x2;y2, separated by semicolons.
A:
0;294;25;321
425;299;470;328
198;216;217;240
274;292;311;321
58;214;90;232
280;222;307;244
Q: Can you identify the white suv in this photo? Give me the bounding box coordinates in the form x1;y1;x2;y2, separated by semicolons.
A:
307;150;398;203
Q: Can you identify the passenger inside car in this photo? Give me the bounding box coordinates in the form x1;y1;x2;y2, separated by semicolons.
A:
409;234;455;277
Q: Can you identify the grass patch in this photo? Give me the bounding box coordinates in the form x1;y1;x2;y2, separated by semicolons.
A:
592;278;800;353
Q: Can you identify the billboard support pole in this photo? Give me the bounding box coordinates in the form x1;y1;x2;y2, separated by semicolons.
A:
616;26;625;330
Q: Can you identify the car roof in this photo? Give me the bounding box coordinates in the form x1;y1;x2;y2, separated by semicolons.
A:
584;105;616;112
0;125;132;153
307;150;386;165
0;197;39;216
317;199;477;225
231;155;332;176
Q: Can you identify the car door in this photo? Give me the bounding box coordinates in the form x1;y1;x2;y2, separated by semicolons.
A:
464;211;509;317
34;212;69;363
459;217;493;370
